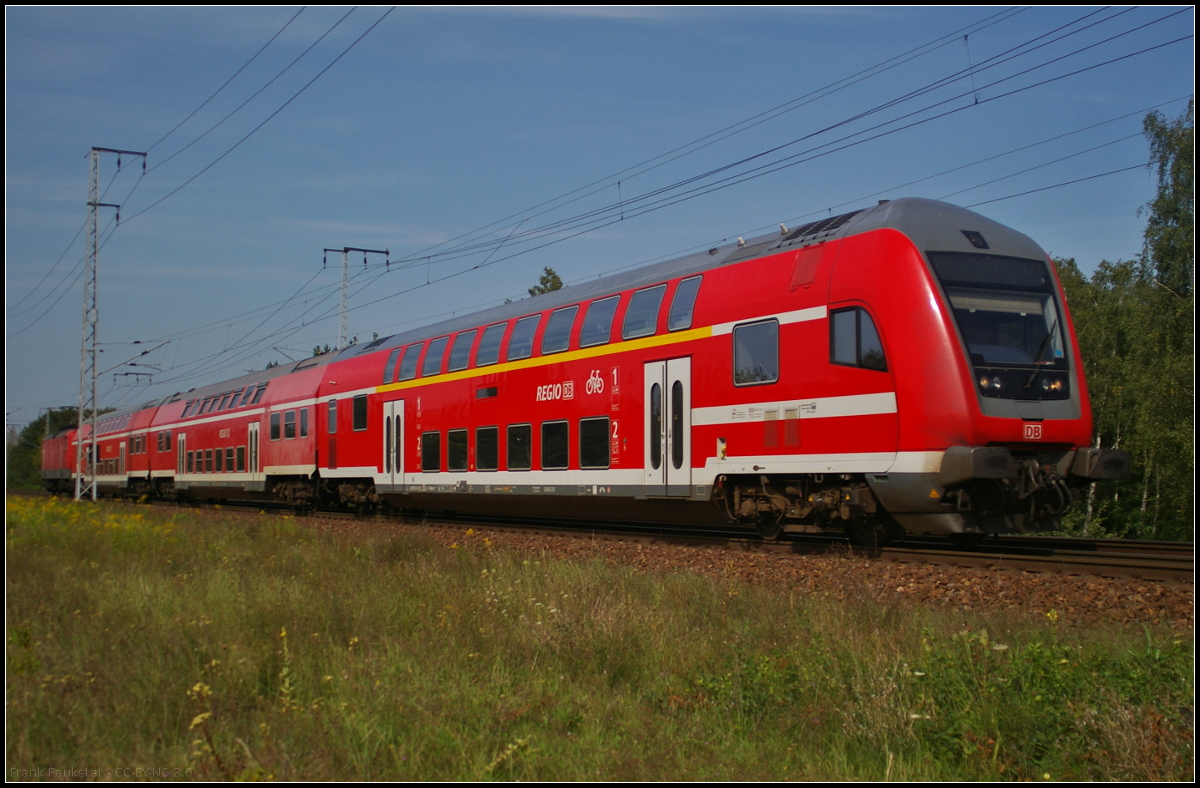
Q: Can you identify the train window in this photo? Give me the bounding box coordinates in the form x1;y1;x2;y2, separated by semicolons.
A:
542;306;578;355
733;319;779;386
398;344;421;381
236;446;246;472
157;432;164;452
353;395;368;431
251;384;268;405
215;448;223;472
300;408;309;438
476;426;498;471
384;348;401;384
447;429;468;471
830;307;887;372
622;284;667;339
422;337;449;377
580;296;619;347
284;410;296;439
187;451;194;473
507;424;532;470
421;432;441;472
238;385;255;407
668;276;702;331
327;400;338;434
579;417;610;469
671;381;685;470
270;413;281;440
165;431;171;451
448;330;477;372
205;449;214;473
541;421;569;470
225;448;234;471
506;315;540;361
476;323;507;367
219;392;233;411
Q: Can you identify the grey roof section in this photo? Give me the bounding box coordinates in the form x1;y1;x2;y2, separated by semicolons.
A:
129;198;1045;408
338;198;1046;359
839;198;1047;261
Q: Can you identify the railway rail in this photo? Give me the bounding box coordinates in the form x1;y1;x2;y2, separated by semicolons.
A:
13;490;1190;582
165;495;1200;583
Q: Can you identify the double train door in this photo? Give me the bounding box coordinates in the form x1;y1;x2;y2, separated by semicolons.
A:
247;423;261;486
643;357;691;497
382;399;405;492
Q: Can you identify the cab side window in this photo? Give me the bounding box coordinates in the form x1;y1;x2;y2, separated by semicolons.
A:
830;307;887;372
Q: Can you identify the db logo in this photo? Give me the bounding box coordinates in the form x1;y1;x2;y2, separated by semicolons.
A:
585;370;605;395
1023;423;1043;441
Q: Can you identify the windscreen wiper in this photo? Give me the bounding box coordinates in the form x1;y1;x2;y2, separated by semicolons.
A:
1022;317;1060;390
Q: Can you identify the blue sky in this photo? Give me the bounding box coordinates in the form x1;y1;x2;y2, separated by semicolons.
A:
5;6;1195;428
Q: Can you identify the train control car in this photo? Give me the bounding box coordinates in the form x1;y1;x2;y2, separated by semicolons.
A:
44;198;1129;543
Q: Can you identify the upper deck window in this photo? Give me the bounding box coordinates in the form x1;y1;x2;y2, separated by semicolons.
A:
506;315;541;361
541;306;578;355
580;296;619;347
398;344;421;381
668;276;702;331
623;284;666;339
476;323;506;367
422;337;449;377
448;330;476;372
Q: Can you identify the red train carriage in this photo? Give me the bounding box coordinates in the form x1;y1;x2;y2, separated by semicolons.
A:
44;198;1128;542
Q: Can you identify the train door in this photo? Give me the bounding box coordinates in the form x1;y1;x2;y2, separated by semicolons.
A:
382;400;405;492
247;423;261;486
177;434;187;476
118;442;126;477
642;357;692;497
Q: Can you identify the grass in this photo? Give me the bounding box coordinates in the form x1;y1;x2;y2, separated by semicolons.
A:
6;495;1194;781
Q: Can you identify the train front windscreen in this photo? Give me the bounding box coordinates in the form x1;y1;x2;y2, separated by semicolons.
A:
927;251;1071;401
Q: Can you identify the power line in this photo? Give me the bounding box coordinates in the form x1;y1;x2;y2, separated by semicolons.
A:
145;7;307;154
121;7;395;225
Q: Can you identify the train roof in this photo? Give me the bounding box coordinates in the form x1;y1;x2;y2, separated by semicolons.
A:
120;197;1045;409
334;197;1045;357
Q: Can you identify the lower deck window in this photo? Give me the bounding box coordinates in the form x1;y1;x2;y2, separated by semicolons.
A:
733;319;779;385
476;427;498;471
448;429;468;472
421;432;441;472
507;424;531;470
579;417;610;469
541;421;568;470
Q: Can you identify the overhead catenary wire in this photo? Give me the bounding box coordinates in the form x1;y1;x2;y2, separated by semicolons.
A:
378;10;1188;271
40;9;1190;407
144;7;307;155
110;30;1193;391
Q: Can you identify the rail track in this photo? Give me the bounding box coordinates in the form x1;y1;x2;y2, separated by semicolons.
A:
14;490;1193;582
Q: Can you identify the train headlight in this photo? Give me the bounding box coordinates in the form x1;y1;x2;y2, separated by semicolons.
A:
1040;376;1064;393
978;374;1001;391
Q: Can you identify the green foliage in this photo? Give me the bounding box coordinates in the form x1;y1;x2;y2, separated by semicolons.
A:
528;267;563;297
313;344;333;357
1054;101;1194;540
6;497;1193;781
5;407;83;489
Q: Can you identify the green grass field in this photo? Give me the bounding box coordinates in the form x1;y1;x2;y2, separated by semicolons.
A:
6;496;1193;781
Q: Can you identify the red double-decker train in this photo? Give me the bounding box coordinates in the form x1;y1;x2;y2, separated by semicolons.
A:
43;198;1128;543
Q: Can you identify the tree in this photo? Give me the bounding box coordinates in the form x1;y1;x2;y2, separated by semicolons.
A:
1053;100;1194;539
528;267;563;296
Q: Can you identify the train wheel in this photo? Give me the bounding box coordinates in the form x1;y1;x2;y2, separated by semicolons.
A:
846;517;898;548
755;513;784;541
